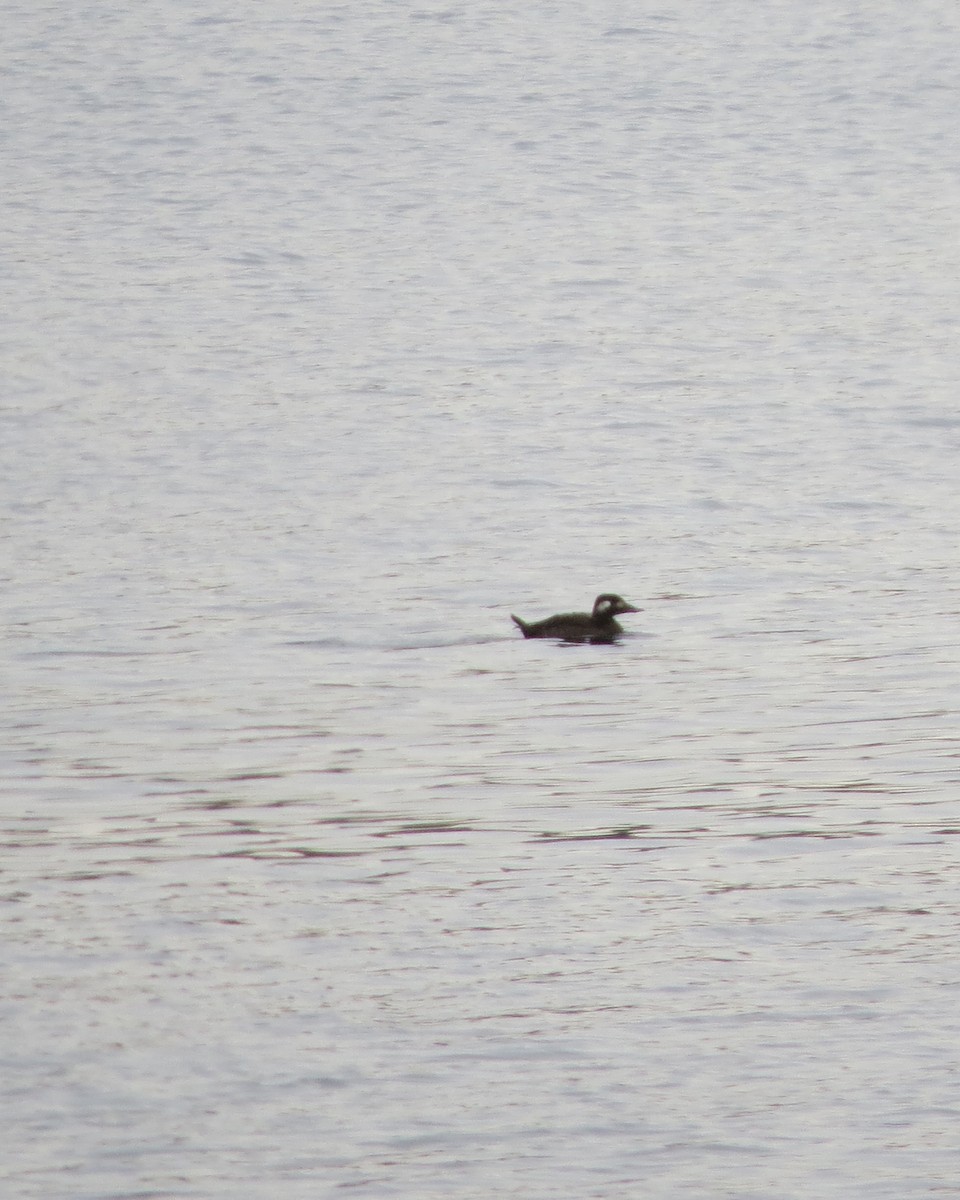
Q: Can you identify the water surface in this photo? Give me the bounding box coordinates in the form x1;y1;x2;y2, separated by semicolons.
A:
4;2;960;1197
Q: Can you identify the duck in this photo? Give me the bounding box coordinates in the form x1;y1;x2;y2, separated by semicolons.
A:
511;593;640;643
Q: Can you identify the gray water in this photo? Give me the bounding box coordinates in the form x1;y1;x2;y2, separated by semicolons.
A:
4;2;960;1197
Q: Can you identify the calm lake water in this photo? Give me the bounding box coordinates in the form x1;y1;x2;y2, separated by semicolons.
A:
4;2;960;1197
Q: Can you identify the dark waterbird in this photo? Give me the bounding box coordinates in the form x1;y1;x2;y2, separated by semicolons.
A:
511;593;640;643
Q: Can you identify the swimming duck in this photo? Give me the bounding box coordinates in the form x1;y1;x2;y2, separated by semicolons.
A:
511;593;640;643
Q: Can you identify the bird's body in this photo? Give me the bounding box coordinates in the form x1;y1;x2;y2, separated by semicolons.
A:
510;593;640;643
